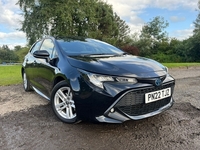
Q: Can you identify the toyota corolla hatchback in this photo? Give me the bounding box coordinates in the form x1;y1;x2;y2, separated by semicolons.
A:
22;36;175;123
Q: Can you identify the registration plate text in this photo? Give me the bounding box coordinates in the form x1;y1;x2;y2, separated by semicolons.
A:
145;88;171;104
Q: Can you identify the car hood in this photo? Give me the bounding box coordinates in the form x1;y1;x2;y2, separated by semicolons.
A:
67;55;167;78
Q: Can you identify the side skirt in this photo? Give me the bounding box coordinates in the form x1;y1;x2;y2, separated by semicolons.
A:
32;86;50;101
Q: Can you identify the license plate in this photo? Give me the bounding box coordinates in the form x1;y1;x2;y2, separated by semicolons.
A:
145;88;171;104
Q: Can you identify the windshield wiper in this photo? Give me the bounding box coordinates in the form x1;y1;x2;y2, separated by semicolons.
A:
80;53;114;57
113;52;128;56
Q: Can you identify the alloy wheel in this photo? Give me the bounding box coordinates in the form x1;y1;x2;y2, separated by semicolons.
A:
23;72;28;90
54;87;76;120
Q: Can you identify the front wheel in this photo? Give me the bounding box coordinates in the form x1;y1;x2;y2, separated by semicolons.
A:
51;81;78;123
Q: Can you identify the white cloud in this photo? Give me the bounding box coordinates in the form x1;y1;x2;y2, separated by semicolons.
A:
2;0;19;10
170;28;194;40
107;0;198;18
107;0;149;17
170;16;186;22
0;31;26;49
0;31;25;39
153;0;198;10
0;0;22;30
128;16;144;34
0;0;25;48
128;23;142;34
106;0;198;40
106;0;149;35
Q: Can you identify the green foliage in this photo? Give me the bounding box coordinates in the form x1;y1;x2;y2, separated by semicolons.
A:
138;16;169;56
163;63;200;68
17;0;130;46
188;0;200;62
14;46;30;62
126;12;200;63
0;65;22;86
13;0;200;63
140;16;169;41
14;45;22;51
151;53;182;63
0;45;19;63
186;35;200;62
0;45;30;63
193;1;200;36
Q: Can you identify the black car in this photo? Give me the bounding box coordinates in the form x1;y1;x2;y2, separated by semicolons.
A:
22;36;175;123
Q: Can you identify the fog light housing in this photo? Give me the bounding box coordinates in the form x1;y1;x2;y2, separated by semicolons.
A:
110;108;115;113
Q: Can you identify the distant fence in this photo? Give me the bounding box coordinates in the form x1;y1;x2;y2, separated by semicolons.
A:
0;63;22;66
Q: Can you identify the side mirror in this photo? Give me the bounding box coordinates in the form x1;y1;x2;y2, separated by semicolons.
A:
33;50;50;62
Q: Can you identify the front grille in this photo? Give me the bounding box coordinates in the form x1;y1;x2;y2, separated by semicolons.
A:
115;82;175;116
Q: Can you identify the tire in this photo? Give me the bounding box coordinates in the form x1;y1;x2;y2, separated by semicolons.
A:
51;81;78;123
23;71;32;92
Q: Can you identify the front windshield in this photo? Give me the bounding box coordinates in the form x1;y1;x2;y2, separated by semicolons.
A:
57;38;124;56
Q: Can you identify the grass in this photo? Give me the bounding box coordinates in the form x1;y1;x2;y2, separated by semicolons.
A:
162;63;200;68
0;65;22;86
1;63;200;86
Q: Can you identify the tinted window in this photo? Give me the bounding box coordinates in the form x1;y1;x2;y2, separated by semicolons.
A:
57;39;123;55
30;40;42;54
40;39;55;58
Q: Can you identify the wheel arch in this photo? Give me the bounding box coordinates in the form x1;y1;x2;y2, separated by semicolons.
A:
52;73;75;91
51;74;82;99
52;76;66;88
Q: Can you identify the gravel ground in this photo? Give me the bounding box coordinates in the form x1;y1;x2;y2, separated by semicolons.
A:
1;67;200;150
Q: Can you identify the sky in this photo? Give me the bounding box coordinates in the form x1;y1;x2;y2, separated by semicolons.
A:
0;0;199;49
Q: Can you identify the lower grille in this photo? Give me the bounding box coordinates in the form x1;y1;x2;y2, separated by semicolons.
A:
115;82;174;116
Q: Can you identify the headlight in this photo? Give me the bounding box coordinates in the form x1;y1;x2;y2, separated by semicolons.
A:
88;74;114;89
85;72;137;89
116;77;137;83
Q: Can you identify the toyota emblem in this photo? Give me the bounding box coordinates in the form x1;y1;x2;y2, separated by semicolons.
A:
155;78;162;86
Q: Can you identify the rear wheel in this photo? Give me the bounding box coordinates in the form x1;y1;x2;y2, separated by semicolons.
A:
51;81;79;123
23;71;32;92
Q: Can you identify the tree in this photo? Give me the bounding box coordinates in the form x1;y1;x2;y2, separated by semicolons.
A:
0;45;19;63
190;0;200;61
18;0;96;44
139;16;169;56
1;45;10;51
193;1;200;36
14;46;30;62
14;45;22;51
17;0;130;46
186;36;200;61
140;16;169;41
113;13;130;47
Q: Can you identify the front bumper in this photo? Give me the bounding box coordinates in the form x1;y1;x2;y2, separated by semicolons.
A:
96;81;175;123
75;73;175;123
96;97;174;123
